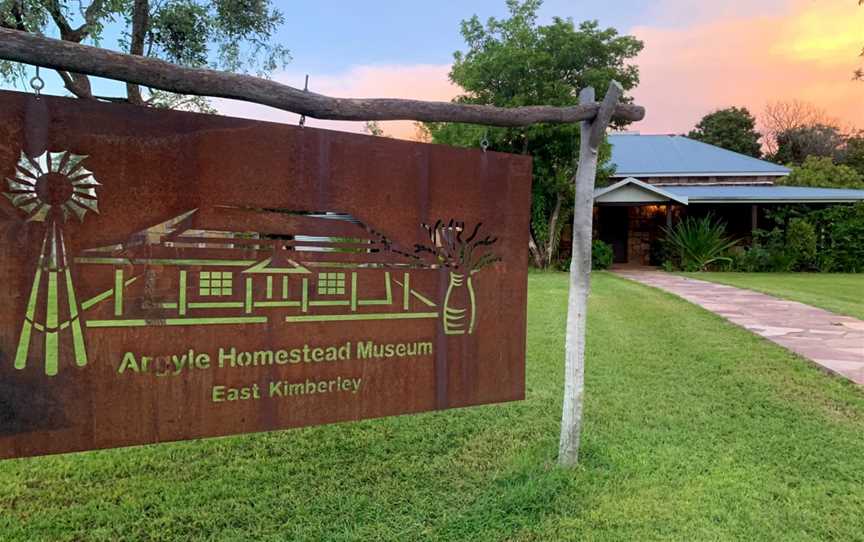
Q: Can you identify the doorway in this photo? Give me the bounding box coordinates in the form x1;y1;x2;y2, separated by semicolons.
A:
598;206;629;263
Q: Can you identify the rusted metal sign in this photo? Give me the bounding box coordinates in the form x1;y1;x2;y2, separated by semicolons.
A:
0;90;531;459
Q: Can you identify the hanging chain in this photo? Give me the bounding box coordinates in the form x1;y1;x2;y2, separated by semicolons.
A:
30;65;45;99
480;129;489;152
298;74;309;127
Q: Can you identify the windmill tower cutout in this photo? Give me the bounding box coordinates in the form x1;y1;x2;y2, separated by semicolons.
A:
4;150;100;376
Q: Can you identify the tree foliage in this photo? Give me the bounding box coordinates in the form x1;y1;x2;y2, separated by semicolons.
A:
0;0;289;110
687;107;761;157
780;156;864;189
843;134;864;177
425;0;642;268
772;124;845;165
761;100;836;157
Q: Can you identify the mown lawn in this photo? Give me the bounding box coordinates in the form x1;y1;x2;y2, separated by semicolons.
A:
2;272;864;541
682;272;864;320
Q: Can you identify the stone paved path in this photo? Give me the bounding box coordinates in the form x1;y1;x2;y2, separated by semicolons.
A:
612;269;864;384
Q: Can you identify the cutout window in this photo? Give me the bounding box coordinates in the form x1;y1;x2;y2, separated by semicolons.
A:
317;272;346;295
200;271;233;296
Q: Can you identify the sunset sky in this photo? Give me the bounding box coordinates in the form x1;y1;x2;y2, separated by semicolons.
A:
215;0;864;140
5;0;863;141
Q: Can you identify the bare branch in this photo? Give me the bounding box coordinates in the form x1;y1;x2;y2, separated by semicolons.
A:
53;67;92;99
43;0;75;39
67;0;106;42
0;28;646;126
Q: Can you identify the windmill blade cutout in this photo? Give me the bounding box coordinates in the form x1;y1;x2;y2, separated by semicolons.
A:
4;150;99;376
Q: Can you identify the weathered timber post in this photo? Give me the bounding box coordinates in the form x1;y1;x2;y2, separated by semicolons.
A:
751;204;759;235
558;81;623;467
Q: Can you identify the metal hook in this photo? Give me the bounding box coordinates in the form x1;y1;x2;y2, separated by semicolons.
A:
480;129;489;152
30;65;45;99
299;74;309;127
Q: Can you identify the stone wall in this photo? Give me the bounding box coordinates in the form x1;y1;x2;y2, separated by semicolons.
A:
627;205;669;265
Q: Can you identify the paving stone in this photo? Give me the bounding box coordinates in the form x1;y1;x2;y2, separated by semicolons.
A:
613;269;864;385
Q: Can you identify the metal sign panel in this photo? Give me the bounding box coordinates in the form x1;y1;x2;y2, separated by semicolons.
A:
0;90;531;459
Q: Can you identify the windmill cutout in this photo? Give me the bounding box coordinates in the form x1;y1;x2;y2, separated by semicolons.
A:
4;150;100;376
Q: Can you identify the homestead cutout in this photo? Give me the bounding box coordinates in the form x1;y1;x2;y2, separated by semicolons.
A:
0;90;530;459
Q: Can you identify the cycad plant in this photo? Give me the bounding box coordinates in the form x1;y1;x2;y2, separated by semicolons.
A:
662;215;739;271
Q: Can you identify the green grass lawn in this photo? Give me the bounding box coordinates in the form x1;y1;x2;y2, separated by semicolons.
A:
681;272;864;320
3;272;864;541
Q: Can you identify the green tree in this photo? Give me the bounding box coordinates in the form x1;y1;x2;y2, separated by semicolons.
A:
687;107;762;158
364;121;385;137
772;124;845;165
842;134;864;177
0;0;288;110
424;0;642;269
780;156;864;189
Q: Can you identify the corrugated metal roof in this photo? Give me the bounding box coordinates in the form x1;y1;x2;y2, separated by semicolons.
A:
608;134;791;177
664;185;864;203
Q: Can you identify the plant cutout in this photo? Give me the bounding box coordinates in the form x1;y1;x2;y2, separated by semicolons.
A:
662;214;739;272
415;220;500;335
3;150;100;375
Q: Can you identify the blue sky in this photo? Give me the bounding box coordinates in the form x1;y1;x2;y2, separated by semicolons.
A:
278;0;649;73
269;0;795;73
5;1;658;97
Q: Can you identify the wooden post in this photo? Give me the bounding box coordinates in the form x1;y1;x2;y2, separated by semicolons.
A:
666;204;673;229
558;82;623;467
751;204;758;234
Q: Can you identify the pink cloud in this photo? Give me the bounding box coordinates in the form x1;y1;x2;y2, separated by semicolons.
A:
214;64;458;140
215;0;863;146
629;0;864;137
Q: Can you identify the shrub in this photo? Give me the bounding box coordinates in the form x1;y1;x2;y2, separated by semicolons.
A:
781;156;864;189
591;240;614;270
810;202;864;272
733;228;796;272
663;215;739;271
786;218;817;270
649;239;668;266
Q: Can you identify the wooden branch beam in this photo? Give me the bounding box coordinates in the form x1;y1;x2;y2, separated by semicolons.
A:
0;28;646;127
588;81;624;148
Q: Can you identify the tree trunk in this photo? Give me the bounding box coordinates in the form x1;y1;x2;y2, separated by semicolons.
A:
126;0;150;105
0;28;644;126
528;230;545;269
558;82;623;467
544;191;564;267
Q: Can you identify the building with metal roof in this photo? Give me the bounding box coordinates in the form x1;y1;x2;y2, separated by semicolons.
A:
608;133;790;185
594;135;864;265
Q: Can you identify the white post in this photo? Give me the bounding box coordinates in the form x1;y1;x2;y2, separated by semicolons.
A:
558;82;624;467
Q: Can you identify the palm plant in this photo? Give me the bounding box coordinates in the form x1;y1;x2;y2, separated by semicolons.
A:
662;215;739;271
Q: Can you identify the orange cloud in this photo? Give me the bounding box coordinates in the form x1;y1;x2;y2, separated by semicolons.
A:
630;0;864;137
214;64;458;140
